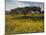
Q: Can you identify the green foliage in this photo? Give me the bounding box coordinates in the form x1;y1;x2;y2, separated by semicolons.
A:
8;6;41;15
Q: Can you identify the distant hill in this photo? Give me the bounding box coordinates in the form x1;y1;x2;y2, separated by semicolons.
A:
5;6;44;14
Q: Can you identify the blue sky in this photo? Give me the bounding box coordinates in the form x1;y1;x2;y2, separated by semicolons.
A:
6;0;44;11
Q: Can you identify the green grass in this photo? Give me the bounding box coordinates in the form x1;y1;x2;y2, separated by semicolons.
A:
5;13;44;35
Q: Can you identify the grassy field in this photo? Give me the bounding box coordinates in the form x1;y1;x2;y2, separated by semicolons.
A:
5;13;44;35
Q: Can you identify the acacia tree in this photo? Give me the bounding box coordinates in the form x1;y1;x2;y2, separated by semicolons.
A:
10;6;41;16
22;7;30;16
32;6;41;12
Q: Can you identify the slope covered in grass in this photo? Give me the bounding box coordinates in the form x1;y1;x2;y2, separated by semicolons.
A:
5;13;44;35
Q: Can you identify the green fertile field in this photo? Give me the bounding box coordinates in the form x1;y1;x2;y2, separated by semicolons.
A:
5;13;44;35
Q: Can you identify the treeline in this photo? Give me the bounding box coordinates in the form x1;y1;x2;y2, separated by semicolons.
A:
5;6;44;14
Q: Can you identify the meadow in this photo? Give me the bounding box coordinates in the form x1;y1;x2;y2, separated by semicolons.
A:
5;13;44;35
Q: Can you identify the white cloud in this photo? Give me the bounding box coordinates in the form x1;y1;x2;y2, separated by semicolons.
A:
11;0;42;1
6;1;44;11
15;1;30;7
6;1;30;11
11;0;20;1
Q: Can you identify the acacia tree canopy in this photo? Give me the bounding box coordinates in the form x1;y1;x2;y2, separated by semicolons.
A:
9;6;41;15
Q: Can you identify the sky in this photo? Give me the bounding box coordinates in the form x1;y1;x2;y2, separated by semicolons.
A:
6;0;44;11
